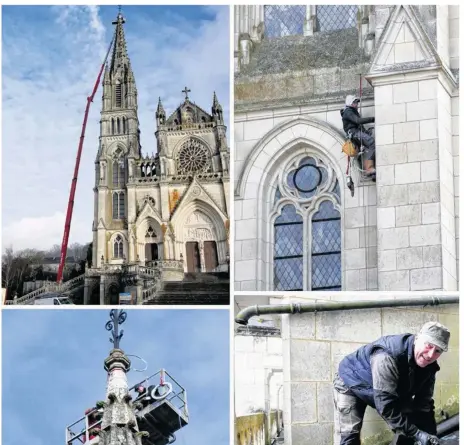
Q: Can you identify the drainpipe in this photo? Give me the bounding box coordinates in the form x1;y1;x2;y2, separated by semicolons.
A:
437;414;459;438
265;368;282;444
235;295;459;325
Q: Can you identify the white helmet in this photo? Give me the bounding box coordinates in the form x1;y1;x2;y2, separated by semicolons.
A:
345;95;360;106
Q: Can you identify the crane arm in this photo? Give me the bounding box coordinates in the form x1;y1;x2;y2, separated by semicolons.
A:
57;38;114;283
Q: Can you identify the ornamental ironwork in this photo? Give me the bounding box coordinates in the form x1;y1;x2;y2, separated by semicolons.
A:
105;309;127;349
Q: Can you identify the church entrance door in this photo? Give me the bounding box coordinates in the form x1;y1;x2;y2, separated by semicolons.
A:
145;243;158;262
203;241;218;272
108;284;119;305
186;242;201;273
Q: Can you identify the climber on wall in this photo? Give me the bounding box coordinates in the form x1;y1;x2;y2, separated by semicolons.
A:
333;321;449;445
340;95;376;176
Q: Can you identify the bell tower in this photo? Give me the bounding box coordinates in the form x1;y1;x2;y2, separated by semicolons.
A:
92;10;142;268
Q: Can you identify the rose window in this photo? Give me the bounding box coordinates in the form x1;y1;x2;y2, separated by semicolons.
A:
177;139;210;174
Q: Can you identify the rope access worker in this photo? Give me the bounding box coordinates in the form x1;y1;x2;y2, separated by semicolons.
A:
340;95;376;176
135;383;158;407
333;321;450;445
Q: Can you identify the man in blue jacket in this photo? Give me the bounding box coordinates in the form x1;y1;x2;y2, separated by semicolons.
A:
333;321;450;445
340;95;376;176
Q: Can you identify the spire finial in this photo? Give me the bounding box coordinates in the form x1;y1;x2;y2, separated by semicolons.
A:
182;86;191;101
105;309;127;349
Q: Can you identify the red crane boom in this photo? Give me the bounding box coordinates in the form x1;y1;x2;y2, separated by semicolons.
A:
57;38;114;283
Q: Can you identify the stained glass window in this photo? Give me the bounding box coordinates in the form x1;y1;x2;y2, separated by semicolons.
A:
316;6;358;32
274;205;303;291
311;201;341;290
113;235;124;258
272;155;341;291
264;5;305;38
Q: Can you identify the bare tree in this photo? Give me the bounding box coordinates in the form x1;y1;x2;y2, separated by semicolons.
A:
1;246;16;291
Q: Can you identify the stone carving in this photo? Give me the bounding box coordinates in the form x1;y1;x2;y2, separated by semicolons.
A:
186;227;213;240
192;185;201;196
186;211;211;225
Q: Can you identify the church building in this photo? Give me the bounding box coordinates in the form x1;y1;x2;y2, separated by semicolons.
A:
84;11;230;304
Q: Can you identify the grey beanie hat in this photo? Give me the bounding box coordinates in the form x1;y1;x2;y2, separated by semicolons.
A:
418;321;450;352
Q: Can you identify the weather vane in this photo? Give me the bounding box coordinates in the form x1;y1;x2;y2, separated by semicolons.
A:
105;309;127;349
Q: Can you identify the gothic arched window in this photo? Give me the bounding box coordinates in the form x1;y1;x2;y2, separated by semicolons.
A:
112;191;125;220
111;118;115;135
113;234;124;258
112;149;125;186
117;118;121;134
272;155;341;291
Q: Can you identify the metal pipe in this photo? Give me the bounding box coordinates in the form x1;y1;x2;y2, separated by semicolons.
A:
437;414;459;438
235;295;459;325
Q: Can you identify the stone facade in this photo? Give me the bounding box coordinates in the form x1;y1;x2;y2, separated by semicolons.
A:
84;12;230;304
234;295;459;445
234;5;459;292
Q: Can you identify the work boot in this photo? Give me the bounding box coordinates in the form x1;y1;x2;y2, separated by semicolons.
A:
363;159;376;176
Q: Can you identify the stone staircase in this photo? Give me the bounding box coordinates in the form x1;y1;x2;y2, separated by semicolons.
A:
143;272;229;305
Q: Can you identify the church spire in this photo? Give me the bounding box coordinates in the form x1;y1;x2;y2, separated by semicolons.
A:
156;97;166;126
109;8;129;76
212;91;223;124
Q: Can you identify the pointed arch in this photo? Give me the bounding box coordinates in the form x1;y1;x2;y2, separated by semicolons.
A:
235;117;347;291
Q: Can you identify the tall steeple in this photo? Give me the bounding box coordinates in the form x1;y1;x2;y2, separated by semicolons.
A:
92;9;141;270
110;9;129;76
98;310;144;445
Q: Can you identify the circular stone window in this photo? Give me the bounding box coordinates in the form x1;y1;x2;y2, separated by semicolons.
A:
292;164;322;193
177;139;209;174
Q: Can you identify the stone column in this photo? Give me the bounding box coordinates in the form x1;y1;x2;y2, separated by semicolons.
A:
100;278;106;305
97;349;144;445
84;279;90;305
369;68;457;291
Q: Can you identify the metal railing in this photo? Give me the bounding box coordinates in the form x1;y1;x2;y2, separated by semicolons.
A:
65;368;188;445
5;274;85;305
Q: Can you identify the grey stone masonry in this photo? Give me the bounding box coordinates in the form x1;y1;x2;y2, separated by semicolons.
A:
367;5;458;291
98;348;144;445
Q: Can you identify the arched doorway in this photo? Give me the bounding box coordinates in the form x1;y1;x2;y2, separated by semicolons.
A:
108;283;119;305
89;285;100;305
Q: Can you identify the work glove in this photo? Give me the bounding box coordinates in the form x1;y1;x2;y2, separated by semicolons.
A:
413;429;439;444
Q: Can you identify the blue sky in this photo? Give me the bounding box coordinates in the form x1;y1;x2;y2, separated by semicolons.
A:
2;5;230;251
2;309;230;445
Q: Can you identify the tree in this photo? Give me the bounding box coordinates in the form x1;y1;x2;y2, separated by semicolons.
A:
1;246;16;291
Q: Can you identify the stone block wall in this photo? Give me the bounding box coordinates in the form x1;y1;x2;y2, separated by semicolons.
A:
235;333;283;417
277;294;459;445
373;75;455;291
235;101;378;291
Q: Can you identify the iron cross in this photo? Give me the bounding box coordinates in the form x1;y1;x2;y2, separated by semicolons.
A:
182;86;191;100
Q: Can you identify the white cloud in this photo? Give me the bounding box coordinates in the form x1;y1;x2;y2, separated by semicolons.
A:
2;6;230;252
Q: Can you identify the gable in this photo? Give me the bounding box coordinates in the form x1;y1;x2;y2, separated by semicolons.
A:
370;5;440;73
170;178;227;221
166;100;213;126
